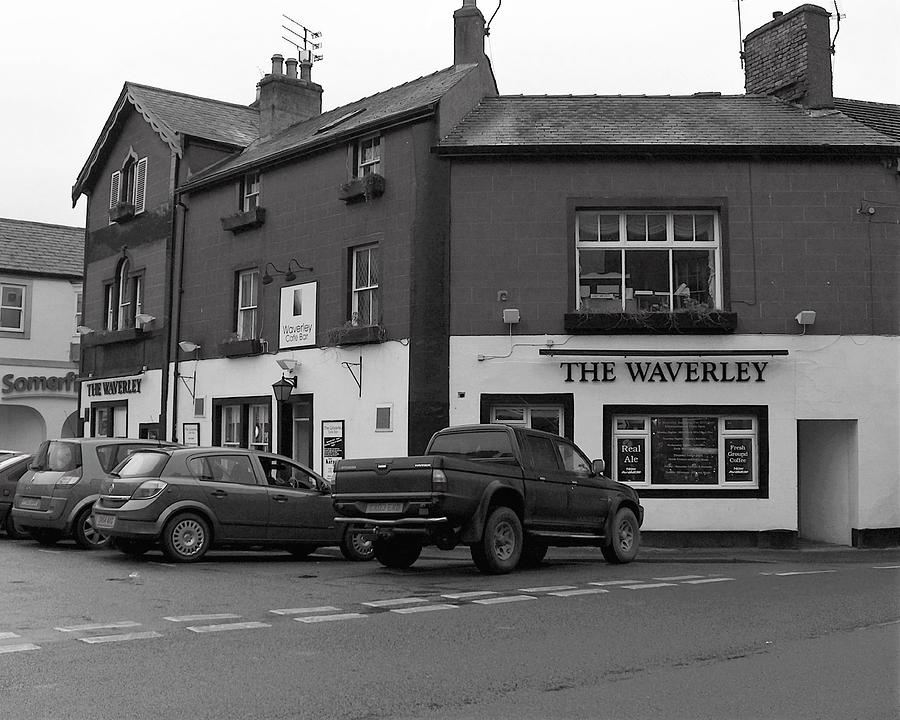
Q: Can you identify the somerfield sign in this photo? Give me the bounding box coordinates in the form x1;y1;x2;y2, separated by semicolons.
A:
560;360;769;383
2;371;78;396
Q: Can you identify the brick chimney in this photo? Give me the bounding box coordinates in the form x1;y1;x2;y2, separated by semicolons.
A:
255;53;323;138
454;0;487;65
743;4;834;109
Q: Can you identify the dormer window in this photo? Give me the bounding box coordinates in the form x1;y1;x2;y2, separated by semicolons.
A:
354;135;381;178
241;171;260;212
109;152;147;223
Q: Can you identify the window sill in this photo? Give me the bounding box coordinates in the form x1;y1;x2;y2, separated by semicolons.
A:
221;206;266;234
326;324;385;346
108;202;135;224
564;310;737;334
339;174;385;204
82;327;147;346
221;338;264;357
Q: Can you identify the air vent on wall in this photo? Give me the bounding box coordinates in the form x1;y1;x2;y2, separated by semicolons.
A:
194;397;206;417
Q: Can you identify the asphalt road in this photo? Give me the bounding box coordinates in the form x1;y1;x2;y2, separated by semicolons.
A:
1;539;898;720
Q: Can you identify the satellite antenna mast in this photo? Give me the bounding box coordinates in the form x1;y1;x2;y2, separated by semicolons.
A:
736;0;745;69
282;14;323;64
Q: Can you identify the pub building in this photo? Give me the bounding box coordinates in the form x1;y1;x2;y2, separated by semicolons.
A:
73;2;899;547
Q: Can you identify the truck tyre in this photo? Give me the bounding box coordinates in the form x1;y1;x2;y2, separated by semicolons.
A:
517;539;548;568
73;506;112;550
161;513;211;563
373;536;421;569
471;506;522;574
340;528;374;561
601;508;639;564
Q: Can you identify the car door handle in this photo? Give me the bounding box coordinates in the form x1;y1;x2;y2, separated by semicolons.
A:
210;490;227;498
271;495;288;503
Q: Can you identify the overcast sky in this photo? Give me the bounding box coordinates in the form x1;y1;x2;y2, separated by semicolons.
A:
1;0;897;228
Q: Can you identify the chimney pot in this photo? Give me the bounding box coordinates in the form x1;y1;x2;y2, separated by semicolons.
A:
300;60;312;82
772;11;783;18
454;1;486;65
271;54;284;75
285;58;298;79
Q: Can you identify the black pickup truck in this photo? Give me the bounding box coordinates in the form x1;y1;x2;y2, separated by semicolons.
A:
333;424;643;574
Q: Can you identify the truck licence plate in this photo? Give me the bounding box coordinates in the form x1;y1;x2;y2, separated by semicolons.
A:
366;502;402;513
19;497;41;509
93;513;116;530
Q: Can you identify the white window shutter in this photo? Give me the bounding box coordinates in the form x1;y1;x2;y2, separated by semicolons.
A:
134;158;148;214
109;171;121;209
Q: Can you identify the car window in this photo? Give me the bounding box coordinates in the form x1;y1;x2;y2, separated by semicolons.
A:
259;457;320;491
115;452;169;478
429;431;515;461
554;439;592;476
33;441;82;472
524;436;560;472
189;455;257;485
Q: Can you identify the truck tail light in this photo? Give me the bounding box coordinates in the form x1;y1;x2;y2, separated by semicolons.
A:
431;468;447;493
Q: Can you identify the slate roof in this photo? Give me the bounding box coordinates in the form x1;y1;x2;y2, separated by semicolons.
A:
0;218;84;278
834;98;900;141
436;95;900;154
73;83;259;202
181;64;479;189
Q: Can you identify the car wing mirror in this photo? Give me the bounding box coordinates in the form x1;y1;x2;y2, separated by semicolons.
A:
591;459;605;476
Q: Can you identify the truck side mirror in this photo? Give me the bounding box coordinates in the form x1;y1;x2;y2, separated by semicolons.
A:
591;459;605;476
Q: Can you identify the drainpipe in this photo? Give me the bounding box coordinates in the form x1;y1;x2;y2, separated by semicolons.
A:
170;194;188;442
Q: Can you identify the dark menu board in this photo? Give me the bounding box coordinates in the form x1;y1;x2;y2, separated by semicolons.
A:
616;437;645;482
725;438;753;482
651;416;718;484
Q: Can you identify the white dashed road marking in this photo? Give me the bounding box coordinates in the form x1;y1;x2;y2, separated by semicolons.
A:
0;643;40;654
295;613;366;623
518;585;578;593
588;580;641;587
548;588;610;597
654;575;706;581
681;577;735;584
873;566;900;570
441;591;498;600
164;613;242;623
771;570;837;577
79;631;163;644
362;597;428;608
621;583;678;590
472;595;537;605
187;621;270;633
391;604;458;614
270;606;342;616
55;621;141;633
0;631;21;640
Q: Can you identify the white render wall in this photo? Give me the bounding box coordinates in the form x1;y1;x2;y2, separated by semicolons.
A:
449;334;900;534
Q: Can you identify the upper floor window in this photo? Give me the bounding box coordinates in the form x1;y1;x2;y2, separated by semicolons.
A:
105;258;143;331
241;171;260;212
236;269;260;339
354;135;381;178
351;245;379;326
109;154;147;218
73;284;83;335
575;210;721;313
0;283;25;332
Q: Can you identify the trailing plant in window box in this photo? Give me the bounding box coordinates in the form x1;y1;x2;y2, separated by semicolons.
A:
339;173;385;204
108;201;135;224
221;206;266;234
564;307;738;335
325;322;385;346
220;334;264;357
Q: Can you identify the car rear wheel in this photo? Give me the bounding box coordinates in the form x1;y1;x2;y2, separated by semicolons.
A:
471;506;523;574
373;536;422;569
601;508;639;564
115;538;153;557
30;528;63;546
517;538;548;568
73;507;112;550
5;512;29;539
161;513;210;562
340;528;374;561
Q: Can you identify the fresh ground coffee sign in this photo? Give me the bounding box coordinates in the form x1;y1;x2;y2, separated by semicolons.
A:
560;361;769;383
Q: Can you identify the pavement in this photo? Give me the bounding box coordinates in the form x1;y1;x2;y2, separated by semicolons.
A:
636;540;900;564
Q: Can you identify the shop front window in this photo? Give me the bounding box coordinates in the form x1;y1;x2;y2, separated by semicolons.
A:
214;397;271;451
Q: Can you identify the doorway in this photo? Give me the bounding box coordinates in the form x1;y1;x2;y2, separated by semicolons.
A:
278;394;313;468
797;420;857;546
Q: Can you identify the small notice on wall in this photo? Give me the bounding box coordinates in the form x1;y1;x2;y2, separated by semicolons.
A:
322;420;345;481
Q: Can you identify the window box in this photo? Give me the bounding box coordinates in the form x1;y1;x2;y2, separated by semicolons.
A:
108;202;135;224
326;323;385;346
339;173;385;203
564;310;738;335
83;327;146;346
221;206;266;234
221;338;264;357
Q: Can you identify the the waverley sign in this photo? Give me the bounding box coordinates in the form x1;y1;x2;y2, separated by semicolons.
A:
86;377;143;396
560;360;769;383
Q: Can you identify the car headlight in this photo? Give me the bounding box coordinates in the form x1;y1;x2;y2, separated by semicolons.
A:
132;480;168;500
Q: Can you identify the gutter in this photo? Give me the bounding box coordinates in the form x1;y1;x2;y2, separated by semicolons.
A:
432;143;900;158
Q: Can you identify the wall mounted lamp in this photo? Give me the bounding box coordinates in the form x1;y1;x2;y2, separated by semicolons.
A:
178;340;201;354
135;313;156;330
176;340;201;399
262;258;314;285
276;358;301;374
75;325;94;335
795;310;816;335
272;374;298;403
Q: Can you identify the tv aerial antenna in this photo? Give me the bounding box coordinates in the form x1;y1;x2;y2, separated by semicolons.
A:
282;14;323;64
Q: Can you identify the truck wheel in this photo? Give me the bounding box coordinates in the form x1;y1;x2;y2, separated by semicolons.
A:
340;528;374;561
30;528;62;546
161;513;210;562
471;506;522;574
373;536;421;569
601;508;639;564
73;507;112;550
517;539;548;568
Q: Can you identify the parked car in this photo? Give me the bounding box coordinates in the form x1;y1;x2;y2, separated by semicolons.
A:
334;424;644;574
92;447;374;563
12;438;178;549
0;452;33;538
